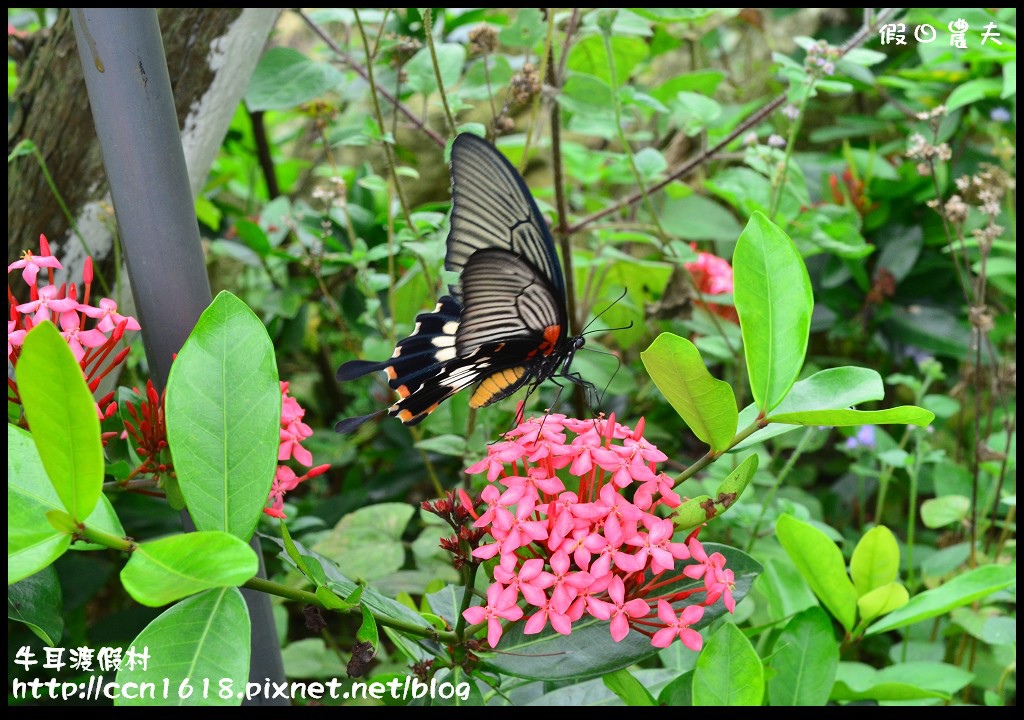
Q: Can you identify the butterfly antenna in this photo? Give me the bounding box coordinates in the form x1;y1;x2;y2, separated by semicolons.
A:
581;287;629;334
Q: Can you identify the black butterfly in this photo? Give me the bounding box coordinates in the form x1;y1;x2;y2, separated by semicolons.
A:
335;133;592;433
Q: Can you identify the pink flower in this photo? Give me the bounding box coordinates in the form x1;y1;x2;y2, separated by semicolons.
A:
16;285;79;325
279;417;314;466
8;321;27;359
79;298;141;333
8;244;62;286
58;313;109;362
685;247;739;323
462;582;524;648
684;538;736;612
587;576;650;642
651;601;705;650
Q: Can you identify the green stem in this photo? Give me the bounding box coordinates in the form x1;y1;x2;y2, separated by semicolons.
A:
75;519;136;552
767;81;813;220
674;421;763;485
243;576;460;644
422;8;457;135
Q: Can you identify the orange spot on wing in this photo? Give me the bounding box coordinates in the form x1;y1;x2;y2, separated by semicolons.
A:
396;384;410;398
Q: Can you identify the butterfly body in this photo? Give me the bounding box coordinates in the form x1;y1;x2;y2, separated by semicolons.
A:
336;133;590;433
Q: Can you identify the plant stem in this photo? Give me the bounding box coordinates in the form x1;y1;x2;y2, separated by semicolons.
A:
745;426;817;552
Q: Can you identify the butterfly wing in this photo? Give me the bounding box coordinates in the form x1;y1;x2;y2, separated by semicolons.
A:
336;133;576;432
445;133;565;303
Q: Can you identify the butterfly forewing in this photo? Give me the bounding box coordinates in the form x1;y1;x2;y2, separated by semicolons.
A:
446;133;564;302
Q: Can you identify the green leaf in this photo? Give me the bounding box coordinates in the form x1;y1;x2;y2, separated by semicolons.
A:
486;544;761;681
404;43;466;96
768;407;935;428
629;8;725;22
775;514;858;632
314;586;351;610
945;78;1004;112
17;321;103;521
533;669;678;705
357;604;380;649
734;366;884;449
850;525;900;595
120;532;258;607
672;91;722;136
312;502;415;581
767;607;838;706
567;34;649;85
641;333;737;452
1002;60;1016;99
8;425;124;583
857;582;909;624
831;661;972;701
692;623;765;706
246;47;344;111
866;564;1016;635
558;73;615;116
115;589;250;706
8;567;64;645
733;212;813;414
498;8;546;48
603;667;657;705
166;291;281;541
920;495;971;528
8;425;71;584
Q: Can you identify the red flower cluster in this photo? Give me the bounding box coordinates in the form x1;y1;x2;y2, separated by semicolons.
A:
460;414;735;650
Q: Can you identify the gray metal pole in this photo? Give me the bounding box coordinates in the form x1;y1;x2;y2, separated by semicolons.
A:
71;8;287;704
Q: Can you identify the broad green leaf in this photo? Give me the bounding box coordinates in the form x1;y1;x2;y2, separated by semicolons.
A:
775;514;858;632
674;454;758;529
498;8;545;48
866;564;1016;635
857;582;909;624
8;425;71;584
567;34;649;85
166;291;280;541
246;47;344;111
692;623;764;706
115;589;250;706
558;73;615;117
485;545;761;681
17;321;103;520
8;567;64;644
280;638;346;679
767;607;837;706
530;669;678;706
312;502;415;581
657;671;694;706
404;43;466;96
733;212;813;414
641;333;737;452
1003;60;1016;99
120;531;258;607
768;407;935;427
603;668;657;706
945;78;1004;112
831;661;972;701
672;91;722;136
734;366;884;450
920;495;971;528
673;494;716;530
850;525;900;595
8;425;122;583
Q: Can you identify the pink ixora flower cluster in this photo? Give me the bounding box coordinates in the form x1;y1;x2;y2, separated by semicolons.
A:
460;414;735;651
8;234;140;421
266;381;330;518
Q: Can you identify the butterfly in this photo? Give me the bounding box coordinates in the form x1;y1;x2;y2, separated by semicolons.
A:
335;132;592;433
